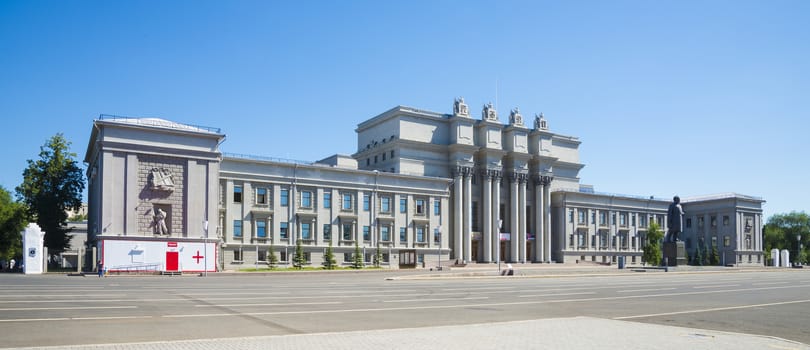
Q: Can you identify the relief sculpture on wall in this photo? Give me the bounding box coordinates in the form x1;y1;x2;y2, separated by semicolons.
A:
148;168;175;192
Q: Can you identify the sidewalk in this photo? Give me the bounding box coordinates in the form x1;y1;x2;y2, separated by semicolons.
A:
7;317;808;350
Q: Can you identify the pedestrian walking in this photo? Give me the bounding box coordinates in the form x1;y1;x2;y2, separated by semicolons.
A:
97;260;104;277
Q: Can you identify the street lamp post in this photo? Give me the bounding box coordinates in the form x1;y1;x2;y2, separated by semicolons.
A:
797;235;802;266
436;225;441;270
203;220;208;277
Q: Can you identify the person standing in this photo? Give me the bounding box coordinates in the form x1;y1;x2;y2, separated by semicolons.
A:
97;260;104;277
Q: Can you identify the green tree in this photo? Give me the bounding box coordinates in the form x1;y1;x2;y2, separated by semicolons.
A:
268;242;278;267
292;238;305;269
693;246;703;266
351;240;364;269
709;244;720;266
642;221;663;266
372;244;382;268
702;244;710;265
764;212;809;265
0;187;29;262
15;134;84;255
322;241;336;270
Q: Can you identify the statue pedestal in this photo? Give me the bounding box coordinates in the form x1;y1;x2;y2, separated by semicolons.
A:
663;241;687;266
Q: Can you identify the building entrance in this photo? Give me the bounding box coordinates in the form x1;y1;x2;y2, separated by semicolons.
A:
471;241;479;262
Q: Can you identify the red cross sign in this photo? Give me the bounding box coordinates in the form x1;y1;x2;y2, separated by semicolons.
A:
192;250;204;264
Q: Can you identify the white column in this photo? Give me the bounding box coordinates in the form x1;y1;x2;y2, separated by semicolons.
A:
519;177;527;263
492;174;502;263
534;179;543;262
464;170;473;263
510;174;519;263
543;182;552;263
483;172;492;263
453;172;463;263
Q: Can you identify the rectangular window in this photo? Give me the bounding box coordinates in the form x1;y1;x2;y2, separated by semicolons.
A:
323;192;332;208
686;218;692;228
417;254;424;263
381;197;391;213
711;216;717;227
472;201;479;231
416;227;425;242
632;214;636;227
578;210;586;224
434;200;440;215
280;222;288;239
434;227;440;243
381;226;390;241
390;150;395;158
301;223;311;240
233;220;242;238
363;226;370;241
280;189;289;206
416;199;425;214
363;194;370;211
342;193;353;210
304;252;311;263
698;217;704;228
724;236;731;247
382;153;386;161
280;251;288;262
302;191;312;208
364;253;372;263
323;224;331;240
344;252;351;262
256;188;267;204
400;227;407;243
233;249;242;261
620;213;627;227
600;212;607;225
234;186;243;203
342;223;353;241
400;198;407;213
257;249;267;262
723;215;729;226
640;215;647;227
256;221;267;238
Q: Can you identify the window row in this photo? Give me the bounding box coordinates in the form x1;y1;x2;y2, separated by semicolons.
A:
231;185;437;215
569;209;660;228
232;220;439;244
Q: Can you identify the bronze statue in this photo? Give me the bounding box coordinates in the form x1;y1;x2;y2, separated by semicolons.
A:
665;196;683;242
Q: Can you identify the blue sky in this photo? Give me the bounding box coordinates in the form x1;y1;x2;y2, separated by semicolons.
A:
1;0;808;219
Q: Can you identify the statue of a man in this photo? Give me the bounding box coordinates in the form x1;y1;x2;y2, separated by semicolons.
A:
154;208;169;235
665;196;684;242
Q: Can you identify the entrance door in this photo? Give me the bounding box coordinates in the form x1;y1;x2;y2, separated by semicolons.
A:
527;241;533;262
471;241;479;262
500;241;509;262
166;251;179;271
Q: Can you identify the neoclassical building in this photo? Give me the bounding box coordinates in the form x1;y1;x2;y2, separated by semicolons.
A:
85;100;765;272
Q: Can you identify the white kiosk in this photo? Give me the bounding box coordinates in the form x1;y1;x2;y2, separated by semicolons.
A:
21;223;45;274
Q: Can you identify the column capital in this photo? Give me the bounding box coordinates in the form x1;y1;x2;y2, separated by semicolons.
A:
533;174;554;186
451;166;474;178
508;171;529;183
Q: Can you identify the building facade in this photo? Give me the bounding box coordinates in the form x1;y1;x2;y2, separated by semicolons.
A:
85;99;765;272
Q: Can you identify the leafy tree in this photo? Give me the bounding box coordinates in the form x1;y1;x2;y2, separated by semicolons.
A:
0;187;29;262
693;246;703;266
372;244;382;268
350;240;364;269
702;244;710;265
292;238;305;269
322;241;336;270
15;134;84;254
709;244;720;266
268;242;278;267
764;212;809;265
642;221;663;266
